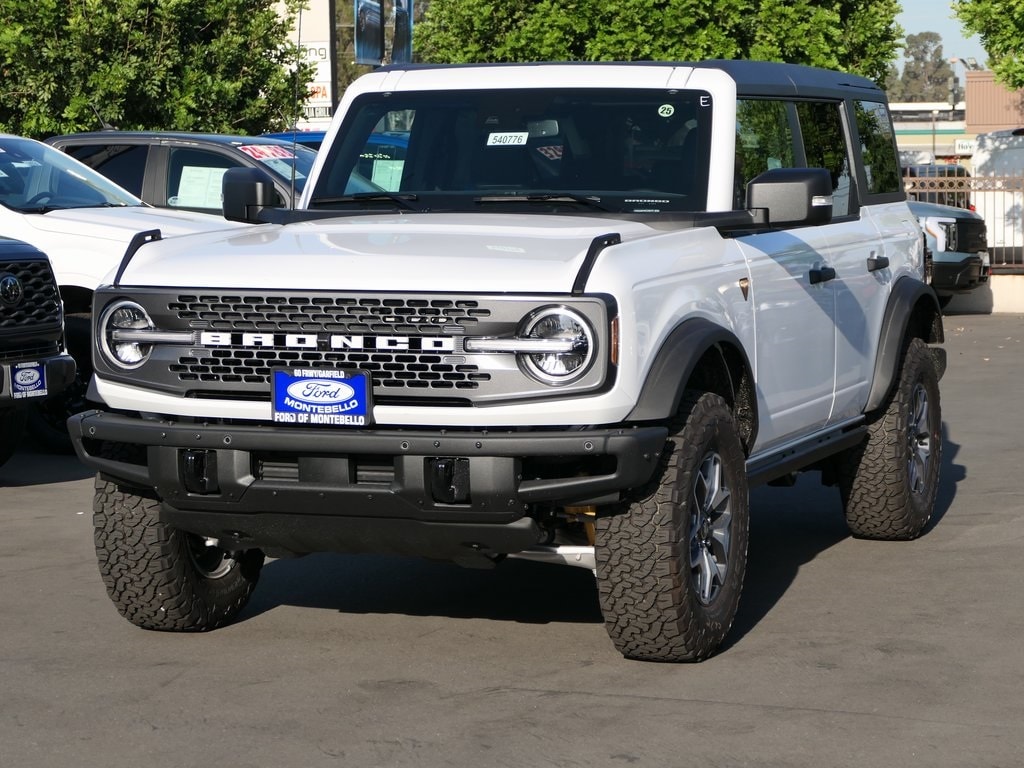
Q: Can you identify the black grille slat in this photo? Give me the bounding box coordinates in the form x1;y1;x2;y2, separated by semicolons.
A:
0;260;62;331
168;293;491;393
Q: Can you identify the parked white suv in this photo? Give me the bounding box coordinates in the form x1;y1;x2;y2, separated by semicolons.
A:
0;133;244;446
68;61;945;662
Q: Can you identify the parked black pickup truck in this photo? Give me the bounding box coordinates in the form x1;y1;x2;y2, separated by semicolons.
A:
0;237;76;466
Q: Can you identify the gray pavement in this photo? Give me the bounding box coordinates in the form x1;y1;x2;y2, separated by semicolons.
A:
2;311;1023;768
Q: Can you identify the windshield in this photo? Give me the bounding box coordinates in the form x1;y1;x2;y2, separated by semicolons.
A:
238;143;318;192
0;135;142;212
310;88;714;214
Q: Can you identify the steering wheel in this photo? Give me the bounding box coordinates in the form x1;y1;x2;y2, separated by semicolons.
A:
25;191;54;205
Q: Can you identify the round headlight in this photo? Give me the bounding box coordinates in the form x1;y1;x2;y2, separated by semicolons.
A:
521;307;594;384
100;300;154;369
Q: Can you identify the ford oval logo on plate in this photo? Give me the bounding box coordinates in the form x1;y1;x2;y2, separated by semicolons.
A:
11;361;47;399
272;368;371;426
285;379;355;405
14;368;41;387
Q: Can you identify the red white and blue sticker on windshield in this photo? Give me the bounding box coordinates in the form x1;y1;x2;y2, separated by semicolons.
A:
239;144;297;160
272;368;371;426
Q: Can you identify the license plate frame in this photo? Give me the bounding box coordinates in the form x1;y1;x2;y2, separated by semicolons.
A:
271;368;372;426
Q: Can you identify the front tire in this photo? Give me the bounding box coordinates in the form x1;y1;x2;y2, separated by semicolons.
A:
93;477;264;631
595;391;749;662
837;337;942;540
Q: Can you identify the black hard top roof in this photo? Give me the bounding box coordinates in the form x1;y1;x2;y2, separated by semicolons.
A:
374;60;884;101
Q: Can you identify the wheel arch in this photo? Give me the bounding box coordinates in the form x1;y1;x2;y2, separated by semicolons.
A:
59;284;94;317
626;317;757;451
866;276;944;414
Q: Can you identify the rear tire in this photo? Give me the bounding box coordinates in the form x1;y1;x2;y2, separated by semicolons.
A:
93;477;264;631
837;337;941;540
595;391;749;662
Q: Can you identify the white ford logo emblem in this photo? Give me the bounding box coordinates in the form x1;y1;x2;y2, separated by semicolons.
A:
15;369;40;387
285;379;355;405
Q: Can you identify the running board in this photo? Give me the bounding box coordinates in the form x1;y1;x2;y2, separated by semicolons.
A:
746;424;868;488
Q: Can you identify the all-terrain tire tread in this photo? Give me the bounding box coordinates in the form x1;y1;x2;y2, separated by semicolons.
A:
93;477;262;631
595;391;749;662
838;338;941;540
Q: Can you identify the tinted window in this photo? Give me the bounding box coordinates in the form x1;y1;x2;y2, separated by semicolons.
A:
312;88;716;214
0;136;140;212
63;143;148;196
854;100;900;195
795;102;853;217
237;144;316;193
735;100;795;208
167;148;240;211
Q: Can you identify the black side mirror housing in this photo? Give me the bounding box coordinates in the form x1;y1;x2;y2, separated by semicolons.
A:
746;167;834;227
222;167;282;224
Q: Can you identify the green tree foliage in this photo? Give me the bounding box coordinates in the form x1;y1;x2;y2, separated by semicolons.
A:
892;32;956;103
0;0;315;138
415;0;902;84
954;0;1019;88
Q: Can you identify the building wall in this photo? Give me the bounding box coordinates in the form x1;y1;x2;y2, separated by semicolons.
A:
965;71;1024;134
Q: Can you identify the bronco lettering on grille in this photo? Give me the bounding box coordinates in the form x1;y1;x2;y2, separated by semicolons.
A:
198;332;458;352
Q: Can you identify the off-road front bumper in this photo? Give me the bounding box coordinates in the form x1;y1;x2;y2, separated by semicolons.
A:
69;410;667;559
932;254;989;293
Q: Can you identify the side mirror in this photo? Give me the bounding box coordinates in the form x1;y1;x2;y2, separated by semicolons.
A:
222;167;282;224
746;167;833;227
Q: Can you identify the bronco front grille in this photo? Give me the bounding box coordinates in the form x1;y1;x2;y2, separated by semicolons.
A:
170;295;491;334
170;348;489;390
96;289;611;405
166;295;492;391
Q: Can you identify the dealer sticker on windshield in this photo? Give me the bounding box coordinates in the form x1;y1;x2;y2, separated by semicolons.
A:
272;368;371;426
486;132;529;146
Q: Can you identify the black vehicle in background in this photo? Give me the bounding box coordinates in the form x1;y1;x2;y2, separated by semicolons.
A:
46;131;317;213
903;163;974;210
0;237;75;467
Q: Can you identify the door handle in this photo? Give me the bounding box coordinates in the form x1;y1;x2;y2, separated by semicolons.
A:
809;266;836;284
867;255;890;272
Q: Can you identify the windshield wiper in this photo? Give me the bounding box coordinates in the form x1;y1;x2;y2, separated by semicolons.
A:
20;205;67;214
311;192;420;211
473;193;613;211
21;202;131;213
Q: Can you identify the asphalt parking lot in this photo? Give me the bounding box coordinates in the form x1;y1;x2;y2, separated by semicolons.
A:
2;311;1022;768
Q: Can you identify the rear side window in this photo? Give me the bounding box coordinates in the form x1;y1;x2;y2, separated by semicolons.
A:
795;102;853;217
734;99;855;217
735;100;795;208
853;100;901;196
167;148;240;211
63;143;148;197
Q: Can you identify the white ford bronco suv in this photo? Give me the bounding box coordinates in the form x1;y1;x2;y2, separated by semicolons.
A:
69;61;945;662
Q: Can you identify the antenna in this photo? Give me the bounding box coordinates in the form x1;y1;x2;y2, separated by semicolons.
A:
287;4;304;210
90;104;116;131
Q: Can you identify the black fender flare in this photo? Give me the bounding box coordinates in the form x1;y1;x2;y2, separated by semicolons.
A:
626;317;755;441
865;275;944;413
